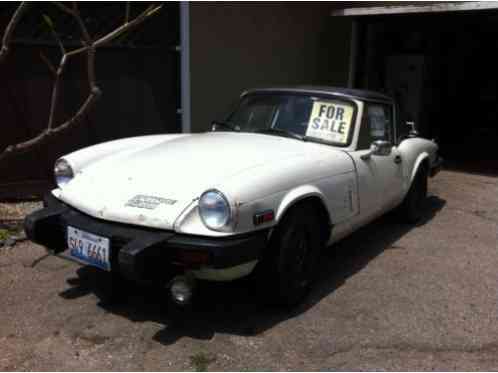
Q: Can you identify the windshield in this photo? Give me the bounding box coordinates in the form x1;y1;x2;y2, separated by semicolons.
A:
224;94;357;146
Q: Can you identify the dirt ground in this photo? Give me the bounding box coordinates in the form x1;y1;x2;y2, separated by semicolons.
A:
0;170;497;371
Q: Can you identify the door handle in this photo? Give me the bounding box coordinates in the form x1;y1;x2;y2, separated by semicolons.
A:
394;155;402;164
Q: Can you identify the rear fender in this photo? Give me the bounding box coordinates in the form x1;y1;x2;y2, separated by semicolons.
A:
410;152;430;185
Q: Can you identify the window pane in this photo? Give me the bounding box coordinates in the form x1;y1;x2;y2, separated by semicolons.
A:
368;105;389;140
228;94;356;146
357;103;393;149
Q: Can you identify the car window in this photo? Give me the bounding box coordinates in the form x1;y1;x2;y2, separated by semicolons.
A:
247;104;278;131
357;104;393;150
227;94;357;146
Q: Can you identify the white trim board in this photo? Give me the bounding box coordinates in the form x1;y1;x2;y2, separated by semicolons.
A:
331;2;498;17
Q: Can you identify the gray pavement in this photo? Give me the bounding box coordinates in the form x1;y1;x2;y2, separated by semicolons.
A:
0;170;497;371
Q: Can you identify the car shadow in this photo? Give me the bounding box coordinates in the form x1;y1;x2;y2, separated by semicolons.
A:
59;195;446;345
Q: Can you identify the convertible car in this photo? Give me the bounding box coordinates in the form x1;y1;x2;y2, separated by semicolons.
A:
25;86;442;306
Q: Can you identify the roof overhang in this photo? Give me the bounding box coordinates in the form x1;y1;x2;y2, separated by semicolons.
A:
331;1;498;17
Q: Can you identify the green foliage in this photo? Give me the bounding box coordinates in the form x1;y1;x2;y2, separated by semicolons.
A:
0;229;10;241
189;352;216;372
42;14;54;30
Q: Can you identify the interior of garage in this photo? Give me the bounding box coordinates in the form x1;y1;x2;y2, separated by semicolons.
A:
351;9;498;175
188;3;497;175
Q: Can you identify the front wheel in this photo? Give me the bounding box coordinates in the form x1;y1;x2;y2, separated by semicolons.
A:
258;203;323;307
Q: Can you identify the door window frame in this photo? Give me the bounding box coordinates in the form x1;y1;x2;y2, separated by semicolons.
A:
357;101;396;150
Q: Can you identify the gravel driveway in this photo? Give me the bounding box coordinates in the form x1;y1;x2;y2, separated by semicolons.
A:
0;170;497;371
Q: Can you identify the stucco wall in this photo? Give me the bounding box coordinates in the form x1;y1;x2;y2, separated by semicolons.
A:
189;3;352;132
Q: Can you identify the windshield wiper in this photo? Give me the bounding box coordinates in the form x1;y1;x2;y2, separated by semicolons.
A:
255;128;304;141
211;120;240;132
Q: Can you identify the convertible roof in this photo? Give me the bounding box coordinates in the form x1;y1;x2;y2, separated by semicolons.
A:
242;86;393;103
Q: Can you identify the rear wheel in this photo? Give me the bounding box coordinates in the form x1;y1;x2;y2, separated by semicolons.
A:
400;165;428;223
258;203;323;307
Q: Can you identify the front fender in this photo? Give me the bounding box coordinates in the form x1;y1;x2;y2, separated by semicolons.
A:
276;185;332;224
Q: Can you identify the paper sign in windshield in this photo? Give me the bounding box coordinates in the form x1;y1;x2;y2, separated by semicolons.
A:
306;101;354;144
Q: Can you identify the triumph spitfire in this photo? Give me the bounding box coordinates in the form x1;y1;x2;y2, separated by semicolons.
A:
25;86;442;306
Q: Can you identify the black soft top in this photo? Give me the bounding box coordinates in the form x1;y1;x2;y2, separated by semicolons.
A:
242;86;393;104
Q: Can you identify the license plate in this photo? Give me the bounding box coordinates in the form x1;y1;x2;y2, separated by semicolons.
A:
67;226;111;271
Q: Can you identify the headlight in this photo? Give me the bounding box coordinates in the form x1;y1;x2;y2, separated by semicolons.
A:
198;190;231;230
54;158;74;188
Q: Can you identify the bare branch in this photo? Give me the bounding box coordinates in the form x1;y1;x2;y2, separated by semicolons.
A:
125;2;130;24
43;14;66;55
53;2;92;43
94;5;163;47
51;29;66;55
39;52;57;76
72;10;92;43
0;2;162;163
0;2;29;63
65;44;90;57
52;91;100;135
52;2;74;16
46;54;67;130
0;90;101;164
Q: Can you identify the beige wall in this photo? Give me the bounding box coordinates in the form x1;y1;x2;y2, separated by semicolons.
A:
189;3;353;132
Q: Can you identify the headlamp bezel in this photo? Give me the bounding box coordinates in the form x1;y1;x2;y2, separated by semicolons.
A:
54;158;74;188
198;189;233;231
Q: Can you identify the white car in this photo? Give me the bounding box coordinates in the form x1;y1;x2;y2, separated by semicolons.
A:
25;86;442;306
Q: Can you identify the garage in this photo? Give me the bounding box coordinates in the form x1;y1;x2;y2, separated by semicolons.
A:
335;2;498;174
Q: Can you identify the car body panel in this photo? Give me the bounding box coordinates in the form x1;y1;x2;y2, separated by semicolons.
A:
55;132;355;235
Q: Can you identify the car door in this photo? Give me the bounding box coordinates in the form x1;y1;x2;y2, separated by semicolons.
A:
348;102;404;224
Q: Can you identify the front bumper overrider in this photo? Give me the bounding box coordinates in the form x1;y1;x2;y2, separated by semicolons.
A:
24;194;268;283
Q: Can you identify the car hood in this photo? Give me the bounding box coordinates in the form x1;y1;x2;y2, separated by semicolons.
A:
57;132;350;230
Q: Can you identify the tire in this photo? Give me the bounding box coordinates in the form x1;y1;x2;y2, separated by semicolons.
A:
258;203;323;307
400;165;428;223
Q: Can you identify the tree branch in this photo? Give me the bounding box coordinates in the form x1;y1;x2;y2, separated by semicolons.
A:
46;54;66;130
42;14;66;55
125;2;130;24
0;2;161;163
93;5;163;47
0;2;29;63
39;52;57;76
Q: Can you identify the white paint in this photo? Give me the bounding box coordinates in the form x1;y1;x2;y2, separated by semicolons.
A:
331;1;498;17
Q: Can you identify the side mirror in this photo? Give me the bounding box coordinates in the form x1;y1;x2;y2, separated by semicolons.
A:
211;121;220;131
360;140;392;160
406;121;419;137
211;120;238;132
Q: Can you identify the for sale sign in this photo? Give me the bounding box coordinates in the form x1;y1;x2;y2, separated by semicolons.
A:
306;101;354;144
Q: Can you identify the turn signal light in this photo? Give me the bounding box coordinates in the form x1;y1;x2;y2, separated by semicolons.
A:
173;250;210;266
253;210;275;226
